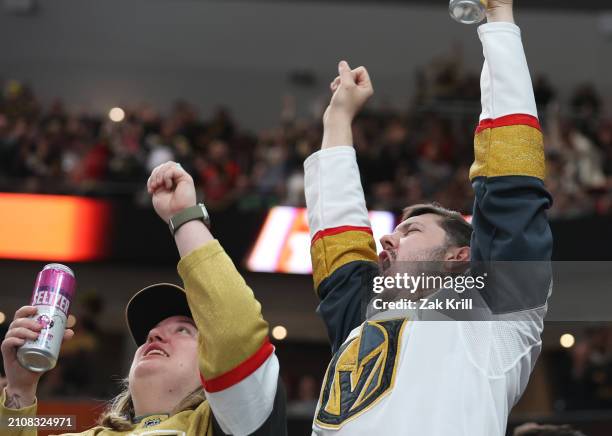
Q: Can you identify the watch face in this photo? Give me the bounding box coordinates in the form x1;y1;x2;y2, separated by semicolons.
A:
198;204;211;228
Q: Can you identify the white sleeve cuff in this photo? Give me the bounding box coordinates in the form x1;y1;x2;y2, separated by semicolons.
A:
206;354;279;436
477;22;538;121
304;146;370;238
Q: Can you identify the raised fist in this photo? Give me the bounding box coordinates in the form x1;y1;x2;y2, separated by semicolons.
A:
323;61;374;125
147;161;197;223
486;0;514;22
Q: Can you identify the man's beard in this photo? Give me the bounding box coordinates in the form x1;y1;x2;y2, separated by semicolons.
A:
375;244;450;304
381;244;449;277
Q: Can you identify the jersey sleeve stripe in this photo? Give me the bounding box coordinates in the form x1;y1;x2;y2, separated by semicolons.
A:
470;124;545;181
201;337;275;393
475;114;541;134
312;226;373;244
312;230;379;292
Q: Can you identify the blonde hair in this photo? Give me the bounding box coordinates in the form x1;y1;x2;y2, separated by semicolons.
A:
98;378;206;431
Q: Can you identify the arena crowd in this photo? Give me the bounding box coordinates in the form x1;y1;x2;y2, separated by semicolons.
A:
1;60;611;219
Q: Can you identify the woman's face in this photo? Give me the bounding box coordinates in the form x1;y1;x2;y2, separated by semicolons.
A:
128;316;200;391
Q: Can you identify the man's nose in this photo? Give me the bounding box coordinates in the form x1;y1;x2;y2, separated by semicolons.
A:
380;233;399;251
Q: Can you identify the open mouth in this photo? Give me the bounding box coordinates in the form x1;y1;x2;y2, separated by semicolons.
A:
145;350;168;357
143;345;169;358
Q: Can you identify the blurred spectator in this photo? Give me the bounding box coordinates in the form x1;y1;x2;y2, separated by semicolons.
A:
287;375;319;418
196;139;242;210
534;75;556;112
569;327;612;410
571;84;601;140
513;423;587;436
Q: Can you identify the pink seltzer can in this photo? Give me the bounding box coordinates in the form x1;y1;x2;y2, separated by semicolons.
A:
16;263;76;372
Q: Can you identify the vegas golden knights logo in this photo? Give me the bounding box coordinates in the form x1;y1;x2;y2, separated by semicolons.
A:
315;318;407;429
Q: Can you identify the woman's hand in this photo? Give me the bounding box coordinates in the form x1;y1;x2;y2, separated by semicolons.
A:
147;161;197;223
1;306;74;408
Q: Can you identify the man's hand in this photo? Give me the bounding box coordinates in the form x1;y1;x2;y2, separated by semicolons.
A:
324;61;374;126
147;161;197;223
486;0;514;23
321;61;374;149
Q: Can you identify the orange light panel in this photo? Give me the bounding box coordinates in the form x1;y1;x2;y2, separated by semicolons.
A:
0;193;111;262
246;207;395;274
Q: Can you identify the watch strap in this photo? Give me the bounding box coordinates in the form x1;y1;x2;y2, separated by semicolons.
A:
168;203;210;235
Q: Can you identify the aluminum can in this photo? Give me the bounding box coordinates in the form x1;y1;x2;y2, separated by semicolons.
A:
16;263;76;372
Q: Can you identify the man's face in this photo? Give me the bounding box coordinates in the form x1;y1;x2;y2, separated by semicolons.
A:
379;213;452;273
129;316;200;388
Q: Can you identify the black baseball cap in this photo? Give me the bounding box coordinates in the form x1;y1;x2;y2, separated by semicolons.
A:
126;283;193;346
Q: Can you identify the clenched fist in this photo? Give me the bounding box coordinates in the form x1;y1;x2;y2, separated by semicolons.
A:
147;161;197;223
323;61;374;126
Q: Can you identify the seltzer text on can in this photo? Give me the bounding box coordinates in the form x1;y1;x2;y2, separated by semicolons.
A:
16;263;76;372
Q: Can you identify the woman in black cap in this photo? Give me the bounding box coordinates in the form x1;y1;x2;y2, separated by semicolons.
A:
1;161;286;435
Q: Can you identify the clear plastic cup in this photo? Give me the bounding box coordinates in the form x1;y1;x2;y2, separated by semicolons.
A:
449;0;487;25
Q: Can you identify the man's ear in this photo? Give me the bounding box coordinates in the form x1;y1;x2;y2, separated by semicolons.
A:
445;246;471;262
442;246;470;274
456;246;470;262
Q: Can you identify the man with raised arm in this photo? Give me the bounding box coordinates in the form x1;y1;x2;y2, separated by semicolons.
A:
305;1;552;435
